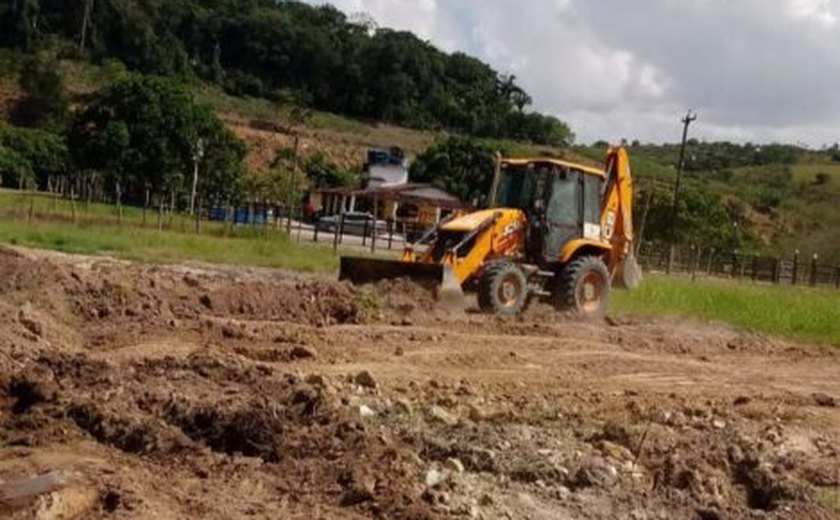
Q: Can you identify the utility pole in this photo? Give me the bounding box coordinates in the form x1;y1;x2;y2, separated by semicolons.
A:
189;138;205;216
666;110;697;274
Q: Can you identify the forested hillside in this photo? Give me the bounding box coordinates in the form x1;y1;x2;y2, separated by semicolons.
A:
576;141;840;262
0;0;572;146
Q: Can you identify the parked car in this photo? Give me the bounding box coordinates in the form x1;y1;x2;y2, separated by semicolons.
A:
315;212;388;236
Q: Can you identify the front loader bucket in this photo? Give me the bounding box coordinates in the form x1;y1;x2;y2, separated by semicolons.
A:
339;257;466;309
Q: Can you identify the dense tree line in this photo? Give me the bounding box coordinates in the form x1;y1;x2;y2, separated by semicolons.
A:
0;54;359;214
0;0;574;146
624;140;801;173
635;183;760;252
0;64;249;212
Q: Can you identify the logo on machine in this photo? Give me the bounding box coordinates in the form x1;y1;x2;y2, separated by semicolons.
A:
604;211;616;240
495;220;522;251
501;221;521;238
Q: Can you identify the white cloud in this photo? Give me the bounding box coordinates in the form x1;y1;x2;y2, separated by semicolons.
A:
307;0;840;145
316;0;466;51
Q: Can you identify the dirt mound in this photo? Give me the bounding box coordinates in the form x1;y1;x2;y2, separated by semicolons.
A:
0;247;364;354
374;278;440;315
0;247;836;519
1;350;430;517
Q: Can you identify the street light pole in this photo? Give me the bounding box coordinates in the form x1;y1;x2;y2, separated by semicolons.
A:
666;110;697;274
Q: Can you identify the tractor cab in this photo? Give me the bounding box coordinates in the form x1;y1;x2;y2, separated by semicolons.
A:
493;159;606;264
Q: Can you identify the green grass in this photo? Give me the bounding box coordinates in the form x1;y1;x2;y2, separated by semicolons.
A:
612;274;840;347
0;217;340;273
790;163;840;186
0;190;342;273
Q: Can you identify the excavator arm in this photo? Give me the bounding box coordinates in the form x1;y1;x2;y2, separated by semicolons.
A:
601;146;641;289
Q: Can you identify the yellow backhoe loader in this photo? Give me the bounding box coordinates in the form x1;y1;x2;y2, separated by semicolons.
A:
339;146;640;316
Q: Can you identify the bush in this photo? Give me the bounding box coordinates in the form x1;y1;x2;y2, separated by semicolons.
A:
0;123;68;189
12;51;69;131
0;146;34;188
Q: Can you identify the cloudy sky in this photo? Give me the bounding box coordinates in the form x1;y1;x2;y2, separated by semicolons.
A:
305;0;840;146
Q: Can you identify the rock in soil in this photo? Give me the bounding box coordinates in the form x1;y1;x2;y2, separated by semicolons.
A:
354;370;377;389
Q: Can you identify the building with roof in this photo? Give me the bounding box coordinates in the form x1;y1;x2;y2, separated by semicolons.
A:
310;148;466;228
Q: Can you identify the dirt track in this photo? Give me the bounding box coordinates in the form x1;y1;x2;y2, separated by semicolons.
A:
0;246;837;519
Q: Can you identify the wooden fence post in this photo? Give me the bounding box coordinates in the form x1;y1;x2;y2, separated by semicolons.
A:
706;247;715;275
731;250;738;278
370;221;377;254
835;266;840;289
690;245;697;281
791;250;799;285
752;254;759;282
194;197;200;235
333;213;344;252
810;254;818;287
142;187;150;227
387;221;394;250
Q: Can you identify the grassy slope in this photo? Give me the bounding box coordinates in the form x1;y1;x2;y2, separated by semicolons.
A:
790;163;840;186
611;274;840;347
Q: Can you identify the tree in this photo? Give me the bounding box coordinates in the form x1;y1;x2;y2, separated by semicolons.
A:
0;123;68;189
410;136;500;203
635;183;759;252
304;152;355;188
68;75;245;208
13;52;70;131
0;0;575;143
0;146;34;189
0;0;40;50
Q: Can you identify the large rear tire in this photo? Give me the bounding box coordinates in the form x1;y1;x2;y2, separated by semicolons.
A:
478;262;528;316
556;256;610;317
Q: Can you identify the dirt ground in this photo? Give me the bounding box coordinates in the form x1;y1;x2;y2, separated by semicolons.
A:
0;246;837;519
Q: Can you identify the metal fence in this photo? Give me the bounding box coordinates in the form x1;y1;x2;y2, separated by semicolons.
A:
203;205;433;253
638;243;840;289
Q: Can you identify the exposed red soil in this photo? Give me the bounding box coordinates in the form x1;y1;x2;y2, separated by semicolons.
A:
0;246;837;519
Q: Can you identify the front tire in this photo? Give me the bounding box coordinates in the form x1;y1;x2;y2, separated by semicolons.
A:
478;262;528;316
556;256;610;317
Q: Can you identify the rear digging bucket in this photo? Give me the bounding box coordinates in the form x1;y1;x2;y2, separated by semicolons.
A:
614;253;642;290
